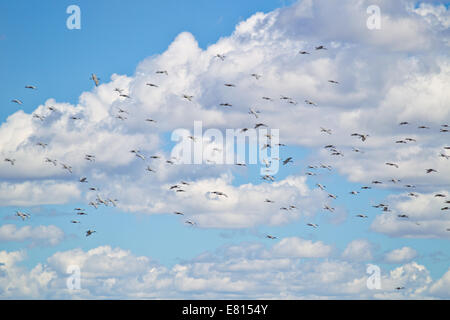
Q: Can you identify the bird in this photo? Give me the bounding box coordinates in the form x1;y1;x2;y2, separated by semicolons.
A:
254;123;268;129
36;142;48;148
349;191;360;195
328;80;339;84
182;94;194;102
156;70;168;75
220;103;232;107
386;162;399;168
15;211;30;221
145;118;157;123
356;214;368;218
44;158;57;166
351;133;369;142
61;164;72;173
283;157;293;165
399;122;409;125
266;235;277;239
90;74;100;86
316;184;326;191
146;166;155;173
305;99;317;106
320;127;332;135
224;83;236;87
265;199;275;204
79;177;88;183
262;97;273;101
215;54;226;61
398;214;409;219
418;126;430;129
173;211;184;216
25;85;37;89
85;155;96;162
108;199;118;207
130;150;145;160
4;158;16;165
33;114;45;121
251;73;261;80
86;230;96;237
315;45;327;50
298;50;310;55
89;202;98;209
248;108;260;118
11;99;23;105
70;220;81;224
185;220;196;226
307;223;319;228
426;169;437;174
211;191;228;198
262;175;275;182
323;205;335;212
146;83;159;88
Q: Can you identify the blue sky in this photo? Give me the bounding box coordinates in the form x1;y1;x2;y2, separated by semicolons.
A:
0;0;449;299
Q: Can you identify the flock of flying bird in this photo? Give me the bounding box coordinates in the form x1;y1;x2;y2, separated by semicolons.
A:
6;44;450;252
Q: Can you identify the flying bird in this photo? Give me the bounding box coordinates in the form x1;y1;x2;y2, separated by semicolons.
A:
86;230;96;237
90;74;100;86
15;211;30;221
4;158;15;165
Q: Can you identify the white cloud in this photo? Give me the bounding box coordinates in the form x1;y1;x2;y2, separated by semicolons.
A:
0;242;447;299
384;247;418;263
0;224;64;247
342;239;373;262
371;192;450;238
272;237;332;258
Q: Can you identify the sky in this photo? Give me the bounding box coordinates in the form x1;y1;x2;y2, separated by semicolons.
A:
0;0;449;299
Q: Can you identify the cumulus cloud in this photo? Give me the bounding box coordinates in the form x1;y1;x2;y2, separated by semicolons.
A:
0;224;65;247
0;0;449;298
0;242;447;299
342;239;374;262
384;247;418;263
371;192;450;238
272;237;332;258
